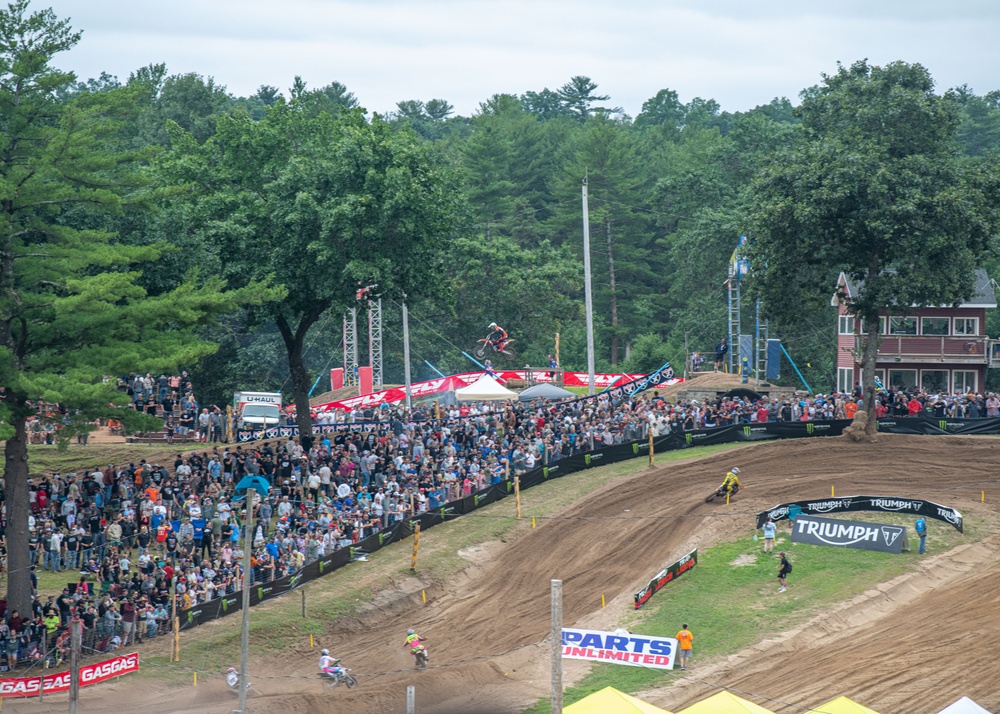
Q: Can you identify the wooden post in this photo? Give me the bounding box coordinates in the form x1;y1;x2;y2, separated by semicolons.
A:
407;684;416;714
550;579;563;714
301;587;306;618
410;523;421;572
69;618;82;714
170;578;180;662
648;430;654;468
38;674;44;702
514;477;521;520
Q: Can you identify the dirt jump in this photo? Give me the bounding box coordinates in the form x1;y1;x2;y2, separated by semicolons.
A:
8;433;1000;713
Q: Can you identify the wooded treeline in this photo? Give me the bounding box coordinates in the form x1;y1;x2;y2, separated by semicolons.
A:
19;16;1000;405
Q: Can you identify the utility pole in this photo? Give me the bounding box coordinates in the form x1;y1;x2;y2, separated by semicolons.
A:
402;294;413;411
550;579;563;713
582;178;596;395
68;617;82;714
238;487;255;714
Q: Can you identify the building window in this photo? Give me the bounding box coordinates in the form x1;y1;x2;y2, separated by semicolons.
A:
889;316;917;335
953;317;979;336
837;368;854;393
920;370;949;393
953;370;977;394
921;317;949;336
838;315;855;335
888;369;917;391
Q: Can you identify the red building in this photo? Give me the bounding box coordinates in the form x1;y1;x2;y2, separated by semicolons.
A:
833;270;997;394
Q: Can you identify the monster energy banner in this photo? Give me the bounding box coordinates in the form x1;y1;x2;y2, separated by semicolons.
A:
756;496;963;533
181;415;991;630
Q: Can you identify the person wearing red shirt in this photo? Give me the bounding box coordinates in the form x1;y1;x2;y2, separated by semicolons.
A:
756;405;769;423
907;396;923;416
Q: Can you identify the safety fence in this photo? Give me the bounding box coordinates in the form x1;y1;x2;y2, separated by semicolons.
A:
178;414;1000;628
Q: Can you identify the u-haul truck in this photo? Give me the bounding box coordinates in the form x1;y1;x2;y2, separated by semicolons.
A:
233;391;282;430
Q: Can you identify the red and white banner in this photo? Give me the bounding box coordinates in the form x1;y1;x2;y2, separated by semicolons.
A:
319;370;652;412
0;652;139;698
561;628;677;670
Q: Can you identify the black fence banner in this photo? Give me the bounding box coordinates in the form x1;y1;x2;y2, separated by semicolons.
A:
790;514;906;554
634;549;698;609
756;495;963;533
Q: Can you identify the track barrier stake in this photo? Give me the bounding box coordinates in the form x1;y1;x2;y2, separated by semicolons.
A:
310;633;314;648
532;517;536;528
515;476;522;520
422;589;427;604
193;671;197;687
601;594;605;608
832;485;835;497
726;491;730;505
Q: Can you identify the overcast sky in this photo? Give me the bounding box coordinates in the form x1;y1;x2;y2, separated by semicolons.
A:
40;1;1000;117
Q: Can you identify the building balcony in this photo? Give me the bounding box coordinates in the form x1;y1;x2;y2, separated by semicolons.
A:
854;335;999;366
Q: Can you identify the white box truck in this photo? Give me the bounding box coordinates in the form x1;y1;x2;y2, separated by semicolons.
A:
233;391;282;430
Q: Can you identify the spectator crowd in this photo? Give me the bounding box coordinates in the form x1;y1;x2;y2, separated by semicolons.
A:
2;372;999;671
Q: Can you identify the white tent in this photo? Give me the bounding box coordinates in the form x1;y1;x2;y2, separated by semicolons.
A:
937;697;993;714
454;373;518;402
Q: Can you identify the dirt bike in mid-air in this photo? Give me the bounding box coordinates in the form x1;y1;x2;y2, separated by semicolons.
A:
474;337;516;361
705;483;746;503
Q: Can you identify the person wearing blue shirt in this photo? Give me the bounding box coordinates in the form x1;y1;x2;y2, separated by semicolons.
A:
915;517;928;554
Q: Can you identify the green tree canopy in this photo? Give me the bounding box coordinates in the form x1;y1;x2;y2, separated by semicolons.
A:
747;60;1000;432
163;102;464;440
0;0;266;615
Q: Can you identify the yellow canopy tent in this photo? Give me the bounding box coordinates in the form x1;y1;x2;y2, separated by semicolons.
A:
678;691;776;714
564;686;674;714
810;696;881;714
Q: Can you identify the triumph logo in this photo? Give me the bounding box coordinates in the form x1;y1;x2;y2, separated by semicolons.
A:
938;507;962;526
768;506;790;520
880;527;902;546
870;499;922;511
809;499;852;512
793;515;906;553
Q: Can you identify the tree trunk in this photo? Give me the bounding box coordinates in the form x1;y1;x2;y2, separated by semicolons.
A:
4;395;32;617
605;214;619;366
276;313;320;454
861;316;880;437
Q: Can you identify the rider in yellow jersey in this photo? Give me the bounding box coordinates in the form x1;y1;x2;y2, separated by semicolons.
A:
720;467;742;495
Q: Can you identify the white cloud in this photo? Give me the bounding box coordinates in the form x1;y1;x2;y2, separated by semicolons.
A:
38;0;1000;116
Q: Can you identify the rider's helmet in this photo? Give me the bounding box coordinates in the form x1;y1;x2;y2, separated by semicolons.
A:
321;648;329;656
731;467;740;475
407;629;415;635
488;322;497;330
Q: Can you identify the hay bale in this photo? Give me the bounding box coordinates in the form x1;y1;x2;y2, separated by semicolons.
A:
505;378;525;388
843;410;876;443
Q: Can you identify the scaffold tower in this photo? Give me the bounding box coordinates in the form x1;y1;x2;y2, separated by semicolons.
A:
369;297;383;390
343;308;358;386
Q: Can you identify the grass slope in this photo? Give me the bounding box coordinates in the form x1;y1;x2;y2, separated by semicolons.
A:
524;513;973;712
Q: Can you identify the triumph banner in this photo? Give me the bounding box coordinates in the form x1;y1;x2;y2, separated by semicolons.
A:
790;514;906;554
562;628;677;670
756;496;963;533
634;549;698;609
0;652;139;698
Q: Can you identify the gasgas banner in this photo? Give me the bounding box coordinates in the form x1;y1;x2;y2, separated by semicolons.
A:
0;652;139;698
561;628;676;670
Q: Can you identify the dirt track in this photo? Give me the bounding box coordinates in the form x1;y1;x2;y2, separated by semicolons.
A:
9;434;1000;713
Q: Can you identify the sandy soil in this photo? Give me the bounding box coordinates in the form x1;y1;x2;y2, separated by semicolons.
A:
7;434;1000;713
